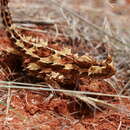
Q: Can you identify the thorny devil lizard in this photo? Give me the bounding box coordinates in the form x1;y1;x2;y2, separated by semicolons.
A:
0;0;115;86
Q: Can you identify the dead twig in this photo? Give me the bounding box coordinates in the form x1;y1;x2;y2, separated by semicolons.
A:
49;0;130;48
13;20;55;26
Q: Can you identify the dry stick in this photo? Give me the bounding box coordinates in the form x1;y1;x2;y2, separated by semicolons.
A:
119;80;130;95
13;20;54;26
49;0;128;47
16;25;65;37
65;92;118;111
0;83;123;111
0;81;130;99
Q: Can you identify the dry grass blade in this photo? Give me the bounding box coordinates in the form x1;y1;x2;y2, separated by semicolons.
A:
49;0;129;48
0;81;129;98
65;92;116;111
0;81;130;112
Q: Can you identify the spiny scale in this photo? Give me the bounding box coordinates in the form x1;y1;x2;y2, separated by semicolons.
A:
0;0;116;85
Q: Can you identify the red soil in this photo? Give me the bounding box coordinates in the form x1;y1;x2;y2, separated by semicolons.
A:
0;28;130;129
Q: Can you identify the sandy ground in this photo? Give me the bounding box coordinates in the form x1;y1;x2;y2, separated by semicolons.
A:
0;0;130;129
